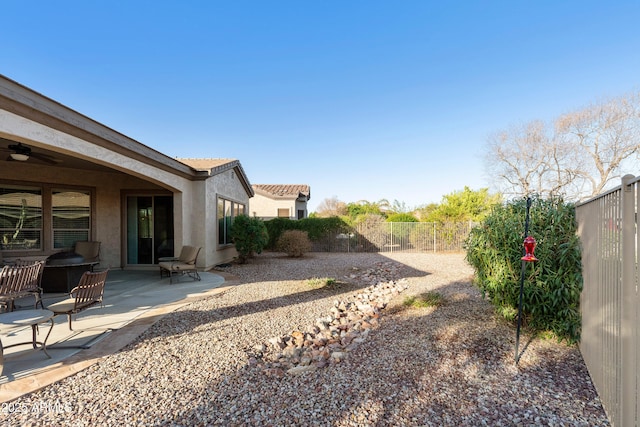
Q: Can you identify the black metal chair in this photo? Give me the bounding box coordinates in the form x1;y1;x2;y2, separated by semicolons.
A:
47;269;109;330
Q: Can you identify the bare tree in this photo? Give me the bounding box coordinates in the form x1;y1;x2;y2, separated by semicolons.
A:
556;92;640;197
314;196;347;217
485;120;566;198
485;92;640;200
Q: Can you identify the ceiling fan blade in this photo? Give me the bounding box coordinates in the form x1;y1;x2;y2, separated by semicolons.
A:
30;152;61;165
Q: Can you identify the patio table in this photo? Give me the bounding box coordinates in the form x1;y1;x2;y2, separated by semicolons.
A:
42;262;97;293
0;309;54;376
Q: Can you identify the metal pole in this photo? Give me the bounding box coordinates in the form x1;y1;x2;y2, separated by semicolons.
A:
515;197;532;363
433;222;436;253
620;174;636;425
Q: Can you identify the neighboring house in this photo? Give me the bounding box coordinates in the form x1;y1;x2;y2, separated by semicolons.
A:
250;184;311;220
0;74;253;270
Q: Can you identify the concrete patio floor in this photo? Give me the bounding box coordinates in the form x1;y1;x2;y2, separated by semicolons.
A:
0;268;235;402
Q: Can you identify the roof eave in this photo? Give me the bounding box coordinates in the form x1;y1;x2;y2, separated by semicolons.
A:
207;160;254;197
0;74;203;180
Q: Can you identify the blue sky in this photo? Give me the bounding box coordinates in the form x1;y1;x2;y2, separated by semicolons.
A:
3;1;640;212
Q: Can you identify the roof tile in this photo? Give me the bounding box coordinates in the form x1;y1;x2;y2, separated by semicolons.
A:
253;184;310;199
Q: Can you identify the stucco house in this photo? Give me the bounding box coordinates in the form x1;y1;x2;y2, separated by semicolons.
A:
250;184;311;220
0;74;253;271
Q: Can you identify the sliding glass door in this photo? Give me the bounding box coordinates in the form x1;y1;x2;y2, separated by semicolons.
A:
126;195;173;265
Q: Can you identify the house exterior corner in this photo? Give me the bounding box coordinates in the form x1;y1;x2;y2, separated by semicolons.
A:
0;74;252;276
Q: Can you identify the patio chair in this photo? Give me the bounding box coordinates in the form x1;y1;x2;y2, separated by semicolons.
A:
46;269;109;330
73;241;101;270
0;261;44;312
158;245;201;284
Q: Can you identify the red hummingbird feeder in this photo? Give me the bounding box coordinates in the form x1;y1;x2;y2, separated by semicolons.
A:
521;235;538;262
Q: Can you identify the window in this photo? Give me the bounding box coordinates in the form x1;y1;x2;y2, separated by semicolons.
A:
0;183;93;252
218;198;245;245
52;189;91;249
277;208;289;218
0;185;43;250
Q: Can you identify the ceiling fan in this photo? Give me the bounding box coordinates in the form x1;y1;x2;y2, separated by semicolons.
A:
1;141;61;165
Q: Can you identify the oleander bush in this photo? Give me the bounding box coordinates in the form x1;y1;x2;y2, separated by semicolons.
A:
465;196;583;344
276;229;312;257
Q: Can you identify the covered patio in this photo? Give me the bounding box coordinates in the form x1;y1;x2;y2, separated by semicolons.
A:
0;269;235;402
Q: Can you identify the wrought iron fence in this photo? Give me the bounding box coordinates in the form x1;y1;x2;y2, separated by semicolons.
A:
310;221;475;253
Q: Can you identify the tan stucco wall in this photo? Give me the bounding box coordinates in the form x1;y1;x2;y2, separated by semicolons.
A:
250;193;296;219
207;168;250;267
295;199;308;218
250;193;308;219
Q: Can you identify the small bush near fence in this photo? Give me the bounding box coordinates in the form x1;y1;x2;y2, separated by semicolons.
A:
465;196;583;344
276;230;312;257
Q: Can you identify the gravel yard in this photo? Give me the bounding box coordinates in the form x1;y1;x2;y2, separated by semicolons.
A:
1;252;608;426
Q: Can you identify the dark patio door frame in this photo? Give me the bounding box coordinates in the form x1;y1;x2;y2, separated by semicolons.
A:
122;191;174;267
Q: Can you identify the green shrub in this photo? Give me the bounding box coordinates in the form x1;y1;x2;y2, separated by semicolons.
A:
276;229;312;257
230;215;269;263
386;213;418;222
465;196;583;344
264;217;301;248
264;217;350;249
299;216;350;240
352;214;387;250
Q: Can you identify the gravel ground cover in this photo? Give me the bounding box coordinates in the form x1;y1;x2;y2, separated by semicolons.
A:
1;252;609;426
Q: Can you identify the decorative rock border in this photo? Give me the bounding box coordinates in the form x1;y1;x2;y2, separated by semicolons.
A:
248;277;409;376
